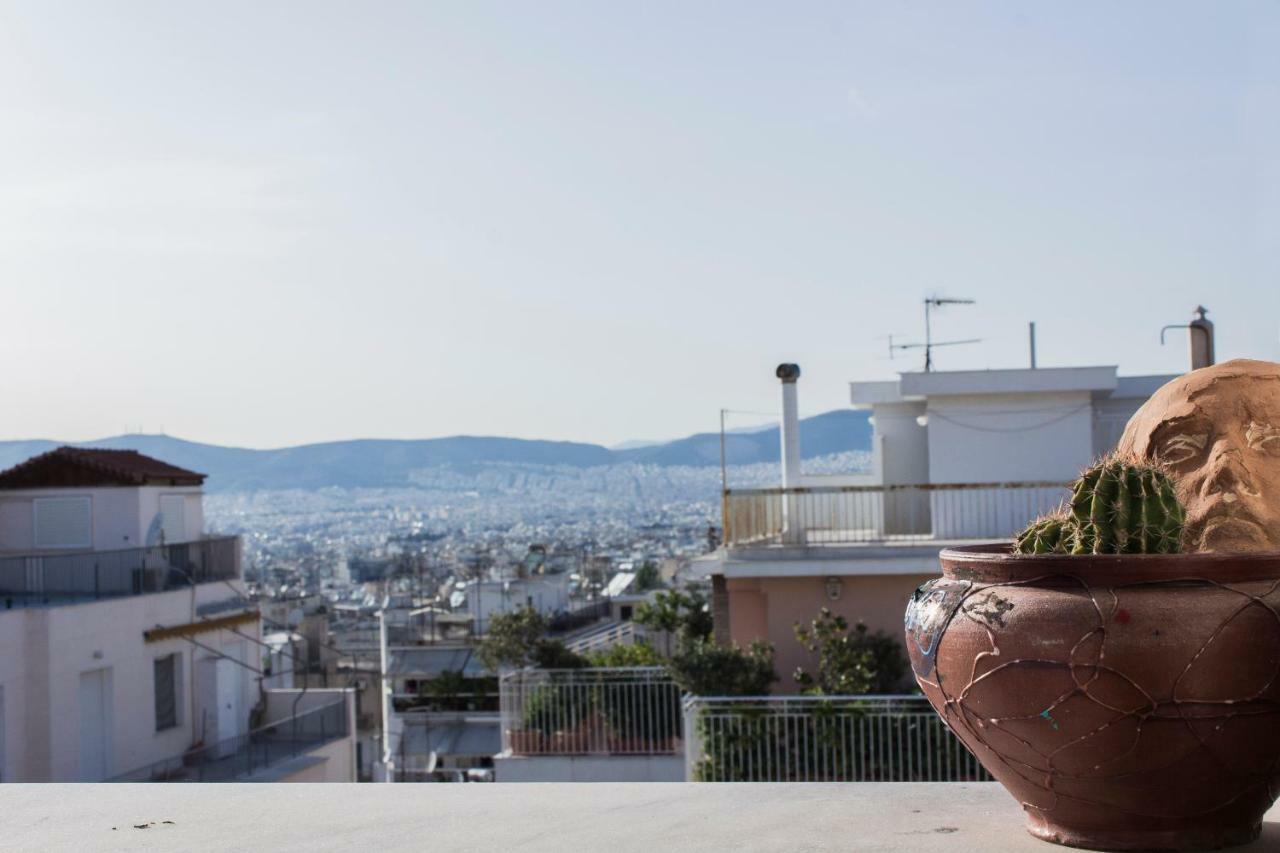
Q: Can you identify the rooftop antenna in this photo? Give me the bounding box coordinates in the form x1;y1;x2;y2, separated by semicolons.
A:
889;298;981;371
922;296;978;372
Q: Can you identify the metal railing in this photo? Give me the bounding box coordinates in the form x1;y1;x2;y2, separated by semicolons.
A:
0;536;241;608
500;667;682;756
723;482;1066;546
565;621;645;655
683;695;990;782
109;698;349;782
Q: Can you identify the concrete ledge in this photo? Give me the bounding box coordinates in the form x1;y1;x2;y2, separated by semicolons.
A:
3;783;1279;852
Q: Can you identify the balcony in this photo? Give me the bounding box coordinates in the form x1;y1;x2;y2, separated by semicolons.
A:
722;482;1067;548
495;667;685;781
108;697;350;782
0;536;240;609
500;667;683;756
682;694;990;783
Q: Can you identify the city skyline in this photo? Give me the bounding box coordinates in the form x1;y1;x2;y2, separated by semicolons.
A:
2;2;1277;448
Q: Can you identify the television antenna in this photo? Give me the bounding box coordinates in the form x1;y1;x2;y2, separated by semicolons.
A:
890;297;980;372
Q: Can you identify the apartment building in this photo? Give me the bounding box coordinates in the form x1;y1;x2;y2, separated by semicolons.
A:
707;361;1183;690
0;447;355;782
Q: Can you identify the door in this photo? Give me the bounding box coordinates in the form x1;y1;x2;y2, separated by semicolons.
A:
78;669;112;781
199;653;245;758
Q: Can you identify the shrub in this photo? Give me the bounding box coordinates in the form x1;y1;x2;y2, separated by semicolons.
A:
669;639;776;697
586;641;664;667
793;608;908;695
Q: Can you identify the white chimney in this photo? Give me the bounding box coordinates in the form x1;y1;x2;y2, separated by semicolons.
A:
1189;306;1214;371
776;363;801;488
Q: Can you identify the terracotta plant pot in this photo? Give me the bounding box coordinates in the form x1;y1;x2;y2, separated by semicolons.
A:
506;729;546;755
905;544;1280;852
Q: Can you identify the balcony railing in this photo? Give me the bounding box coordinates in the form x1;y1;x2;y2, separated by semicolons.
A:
683;695;991;783
109;698;349;782
722;482;1067;546
500;667;683;756
0;536;241;608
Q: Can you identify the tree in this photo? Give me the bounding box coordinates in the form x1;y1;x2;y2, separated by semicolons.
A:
668;639;776;697
586;641;664;667
634;588;713;655
792;608;908;695
633;560;663;592
477;607;549;671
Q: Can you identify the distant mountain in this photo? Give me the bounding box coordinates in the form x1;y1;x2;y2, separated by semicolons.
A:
0;409;871;491
615;409;871;466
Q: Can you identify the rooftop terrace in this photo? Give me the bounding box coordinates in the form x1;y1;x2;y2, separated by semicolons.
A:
6;783;1279;852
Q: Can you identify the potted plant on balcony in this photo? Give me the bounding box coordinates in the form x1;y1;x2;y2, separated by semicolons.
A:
905;360;1280;851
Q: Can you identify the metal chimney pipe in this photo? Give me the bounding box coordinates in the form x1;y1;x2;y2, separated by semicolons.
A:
1029;322;1037;369
776;363;801;488
1189;306;1214;371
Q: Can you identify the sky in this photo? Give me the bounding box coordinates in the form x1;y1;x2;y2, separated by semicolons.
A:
1;2;1277;449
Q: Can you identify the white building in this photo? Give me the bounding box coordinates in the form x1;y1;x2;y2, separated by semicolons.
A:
0;447;356;782
465;572;572;635
708;362;1180;688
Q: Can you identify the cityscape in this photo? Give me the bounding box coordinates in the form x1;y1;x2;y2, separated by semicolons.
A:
1;3;1277;852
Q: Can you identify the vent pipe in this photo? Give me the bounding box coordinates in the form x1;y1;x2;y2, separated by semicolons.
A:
776;363;801;489
1188;306;1214;370
1160;306;1215;373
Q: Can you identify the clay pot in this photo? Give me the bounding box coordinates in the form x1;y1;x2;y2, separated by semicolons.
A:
905;544;1280;852
506;730;546;754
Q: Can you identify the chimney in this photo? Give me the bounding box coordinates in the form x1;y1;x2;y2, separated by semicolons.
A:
776;363;801;488
1189;306;1214;371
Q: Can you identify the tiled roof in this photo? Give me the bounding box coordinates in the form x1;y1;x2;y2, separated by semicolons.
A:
0;447;206;489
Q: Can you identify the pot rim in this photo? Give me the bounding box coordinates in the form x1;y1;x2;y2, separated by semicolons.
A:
940;542;1280;585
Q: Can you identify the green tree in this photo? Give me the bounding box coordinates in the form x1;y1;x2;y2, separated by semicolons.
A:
634;588;713;655
792;608;908;695
586;641;664;667
477;607;549;671
668;639;776;697
633;560;663;592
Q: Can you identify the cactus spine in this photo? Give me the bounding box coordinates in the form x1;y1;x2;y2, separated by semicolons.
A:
1014;457;1185;555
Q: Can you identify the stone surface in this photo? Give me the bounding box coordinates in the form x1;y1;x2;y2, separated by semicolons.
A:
2;783;1280;852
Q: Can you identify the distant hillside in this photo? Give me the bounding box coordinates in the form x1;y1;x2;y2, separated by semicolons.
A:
615;409;871;466
0;410;871;491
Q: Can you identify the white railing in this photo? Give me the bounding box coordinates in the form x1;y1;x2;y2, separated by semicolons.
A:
723;482;1067;546
682;695;990;782
565;621;645;655
500;667;682;756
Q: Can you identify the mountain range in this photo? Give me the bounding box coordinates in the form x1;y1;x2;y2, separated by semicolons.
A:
0;409;871;492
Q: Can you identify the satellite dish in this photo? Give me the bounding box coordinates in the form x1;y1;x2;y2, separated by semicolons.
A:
145;513;165;548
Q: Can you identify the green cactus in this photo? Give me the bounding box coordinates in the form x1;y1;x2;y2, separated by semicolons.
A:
1013;512;1076;555
1013;458;1185;555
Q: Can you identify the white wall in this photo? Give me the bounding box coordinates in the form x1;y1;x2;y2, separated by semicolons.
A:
0;611;27;781
0;485;204;553
0;580;258;781
925;392;1094;483
493;753;684;782
467;574;571;634
262;688;357;782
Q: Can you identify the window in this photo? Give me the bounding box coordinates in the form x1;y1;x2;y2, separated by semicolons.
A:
154;654;181;732
33;497;91;548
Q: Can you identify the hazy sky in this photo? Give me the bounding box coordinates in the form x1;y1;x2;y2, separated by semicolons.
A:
2;2;1277;448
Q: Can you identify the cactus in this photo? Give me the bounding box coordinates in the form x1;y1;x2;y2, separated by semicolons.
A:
1013;458;1185;555
1014;512;1076;555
